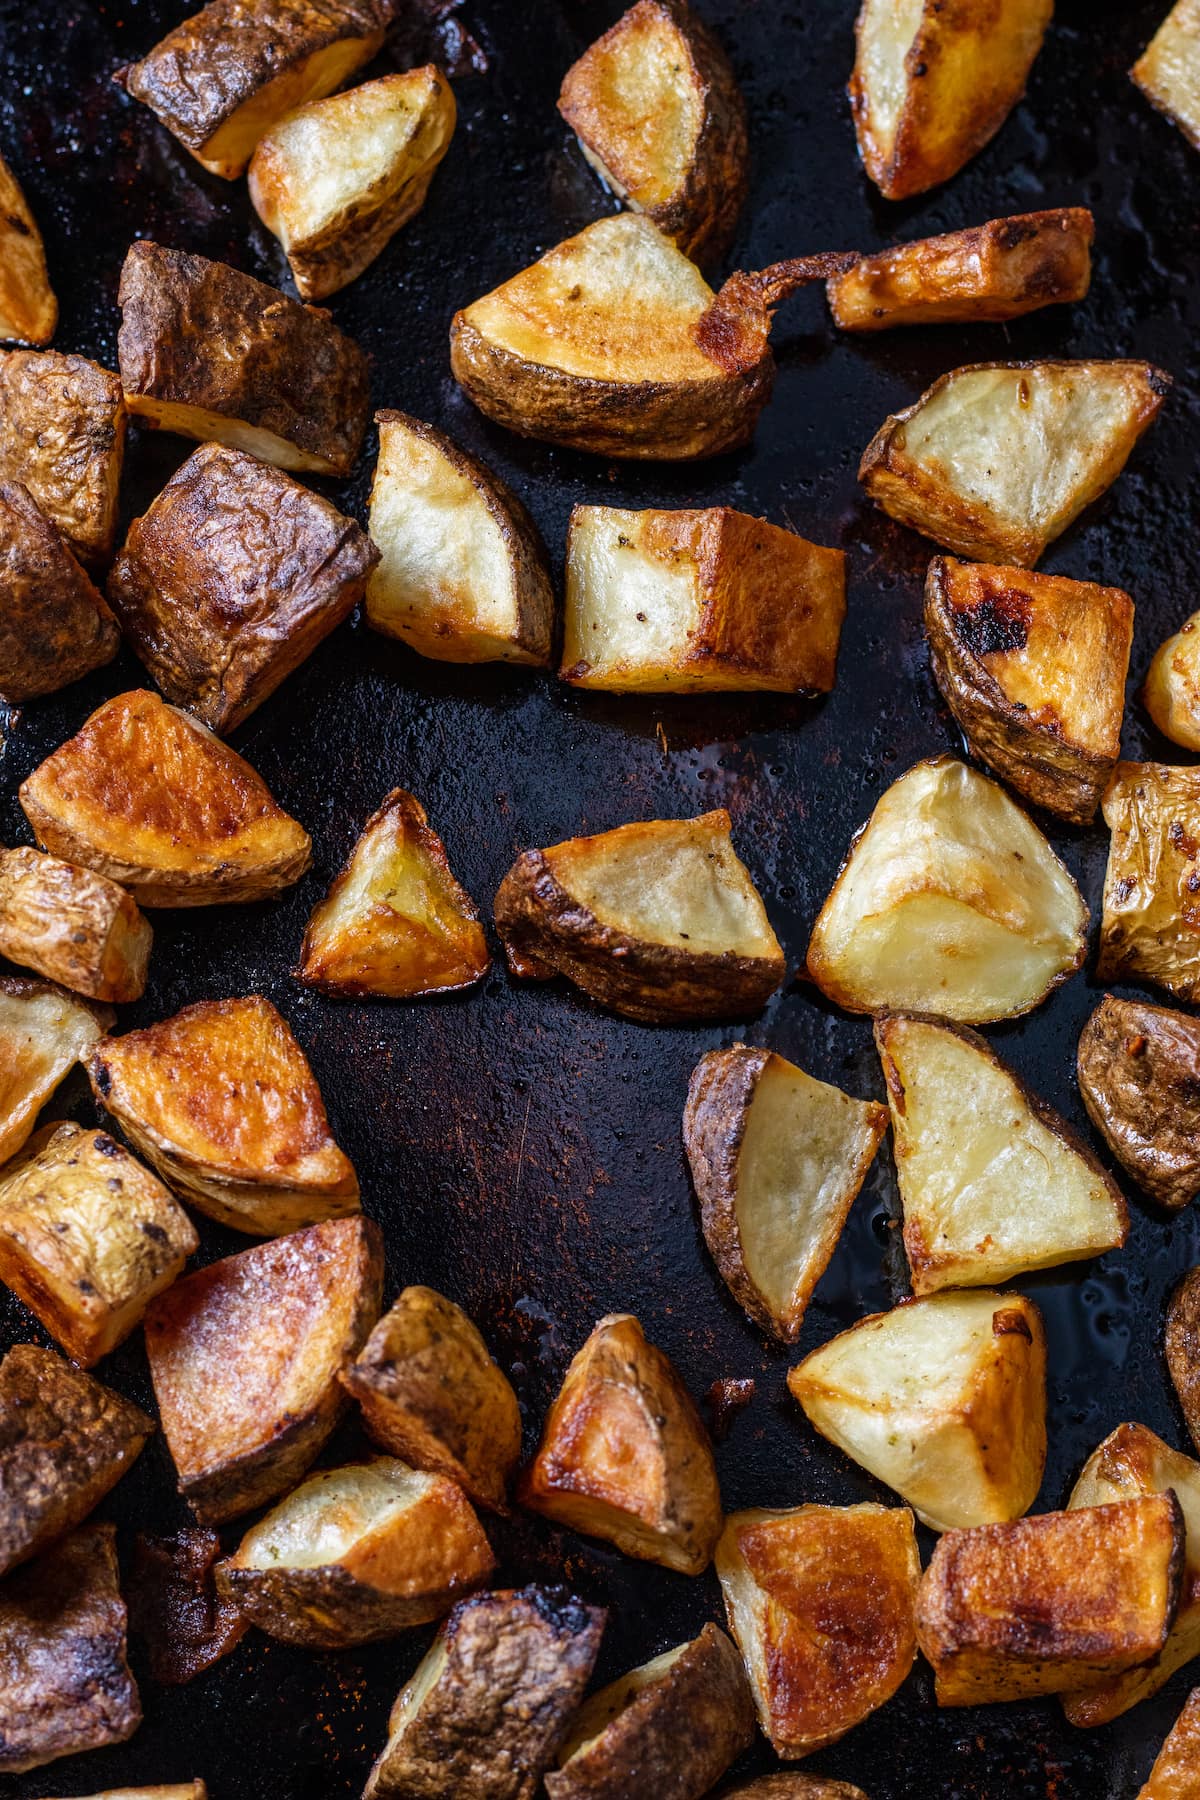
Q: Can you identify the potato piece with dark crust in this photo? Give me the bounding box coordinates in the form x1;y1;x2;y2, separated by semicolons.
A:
0;1121;197;1367
1145;610;1200;751
915;1495;1184;1706
19;690;312;908
340;1286;521;1512
128;1530;247;1685
1098;763;1200;1003
1133;2;1200;154
363;1585;606;1800
716;1502;919;1757
0;350;125;565
0;979;112;1167
1167;1269;1200;1456
117;241;370;476
1078;997;1200;1211
0;482;119;704
1139;1688;1200;1799
924;557;1133;824
683;1044;887;1342
0;847;152;1004
720;1782;870;1800
144;1215;382;1525
0;153;55;345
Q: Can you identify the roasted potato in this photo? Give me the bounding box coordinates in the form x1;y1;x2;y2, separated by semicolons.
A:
720;1782;869;1800
805;756;1088;1023
557;0;748;264
494;809;785;1025
340;1285;521;1512
924;556;1133;824
1097;762;1200;1002
520;1312;722;1574
0;1121;197;1367
127;1529;247;1685
560;505;846;694
249;68;457;300
1139;1688;1200;1799
0;846;151;1003
0;152;55;344
683;1044;888;1342
365;410;554;666
297;789;491;999
716;1502;919;1757
876;1014;1127;1294
0;481;119;704
1145;610;1200;750
89;994;359;1236
0;1523;140;1773
116;241;370;477
0;978;112;1166
1134;2;1200;153
915;1495;1183;1705
363;1585;606;1800
546;1623;754;1800
31;1789;208;1799
143;1215;382;1524
117;0;391;179
19;689;312;908
860;360;1169;566
0;1344;152;1577
1167;1268;1200;1455
1079;997;1200;1209
788;1289;1047;1532
0;349;126;565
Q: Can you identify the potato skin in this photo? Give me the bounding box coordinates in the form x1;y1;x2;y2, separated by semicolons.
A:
0;153;55;345
0;979;113;1167
1078;996;1200;1210
0;846;152;1003
1145;609;1200;751
1098;762;1200;1002
0;481;119;704
127;1529;247;1685
0;350;126;566
1167;1268;1200;1458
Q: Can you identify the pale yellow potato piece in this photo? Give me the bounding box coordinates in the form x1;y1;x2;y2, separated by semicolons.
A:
0;978;112;1166
1146;611;1200;750
1134;1;1200;151
1098;762;1200;1002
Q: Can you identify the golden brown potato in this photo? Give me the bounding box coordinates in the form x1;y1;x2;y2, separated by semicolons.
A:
0;481;119;704
805;756;1088;1022
127;1529;247;1686
1167;1269;1200;1455
788;1289;1046;1533
0;979;112;1167
716;1502;919;1757
849;0;1053;200
117;0;391;179
1133;2;1200;153
560;505;846;694
116;241;370;476
249;68;457;300
557;0;748;264
0;846;151;1003
144;1215;382;1524
915;1495;1183;1705
0;350;126;565
924;557;1133;824
1097;762;1200;1002
1139;1688;1200;1799
340;1286;521;1512
0;1121;197;1367
520;1312;722;1574
19;689;312;908
860;361;1169;566
297;790;490;999
683;1044;887;1342
1078;997;1200;1210
31;1789;208;1799
1145;610;1200;750
89;995;358;1236
0;152;55;344
720;1782;870;1800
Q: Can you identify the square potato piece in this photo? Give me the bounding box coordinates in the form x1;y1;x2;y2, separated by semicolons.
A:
0;351;126;565
1139;1688;1200;1799
0;153;55;345
0;978;112;1167
0;481;120;704
0;846;152;1004
1134;1;1200;152
1078;996;1200;1210
1098;762;1200;1001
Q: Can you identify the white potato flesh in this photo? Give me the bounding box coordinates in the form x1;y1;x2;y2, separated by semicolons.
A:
0;984;108;1164
122;394;336;475
856;0;925;164
194;37;382;178
1134;0;1200;149
564;10;701;210
558;1643;688;1764
233;1459;436;1571
564;507;703;685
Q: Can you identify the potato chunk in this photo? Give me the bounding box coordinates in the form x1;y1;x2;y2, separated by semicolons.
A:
0;978;111;1166
683;1044;887;1342
1098;763;1200;1002
716;1502;919;1757
1139;1688;1200;1799
0;350;125;565
722;1782;870;1799
1078;997;1200;1210
788;1289;1046;1532
0;1121;197;1366
860;360;1169;566
560;505;846;694
0;846;151;1003
249;69;456;300
1145;610;1200;750
0;482;119;704
32;1789;207;1799
117;241;370;476
924;557;1133;824
20;690;312;907
557;0;748;263
876;1014;1127;1294
806;757;1088;1022
1167;1269;1200;1455
1134;2;1200;152
127;1529;247;1685
0;152;55;345
520;1312;722;1574
143;1215;382;1524
915;1495;1183;1705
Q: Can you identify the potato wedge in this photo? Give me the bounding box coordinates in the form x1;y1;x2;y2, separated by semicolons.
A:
860;360;1169;566
915;1495;1183;1705
365;410;553;666
117;241;370;476
1167;1269;1200;1455
1078;997;1200;1211
0;350;125;565
715;1502;919;1757
117;0;391;179
1139;1688;1200;1799
1146;610;1200;751
297;789;490;998
849;0;1053;200
19;690;312;908
557;0;748;264
1097;762;1200;1002
788;1289;1046;1532
0;847;151;1004
0;1120;197;1366
363;1585;606;1800
0;979;112;1167
249;68;456;300
127;1529;247;1685
560;505;846;694
924;557;1133;824
340;1286;521;1512
805;756;1088;1022
876;1014;1127;1294
0;481;119;704
495;809;785;1025
546;1623;754;1800
520;1312;722;1574
683;1044;888;1342
1133;2;1200;152
0;152;55;344
143;1215;382;1524
89;995;359;1236
720;1782;870;1799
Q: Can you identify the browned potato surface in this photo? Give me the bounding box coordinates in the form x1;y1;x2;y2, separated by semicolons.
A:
0;846;152;1003
0;481;119;704
1167;1268;1200;1456
127;1529;247;1685
0;152;55;344
0;350;125;564
720;1783;870;1800
1139;1688;1200;1799
1098;762;1200;1002
31;1788;208;1799
0;979;112;1166
1078;996;1200;1210
1133;2;1200;153
1145;609;1200;750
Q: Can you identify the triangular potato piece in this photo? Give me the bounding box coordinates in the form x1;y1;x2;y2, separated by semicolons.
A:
0;349;126;566
1139;1689;1200;1800
1133;2;1200;153
0;845;152;1004
0;481;120;704
19;690;311;907
0;977;112;1165
0;152;56;344
875;1014;1127;1294
859;360;1169;566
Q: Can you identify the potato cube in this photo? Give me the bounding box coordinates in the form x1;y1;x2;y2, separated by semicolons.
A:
0;481;119;704
0;350;125;565
1098;762;1200;1002
0;846;152;1003
1077;996;1200;1210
